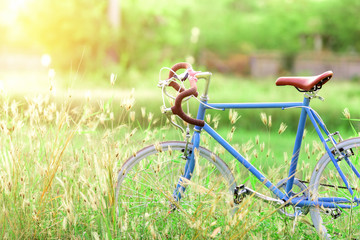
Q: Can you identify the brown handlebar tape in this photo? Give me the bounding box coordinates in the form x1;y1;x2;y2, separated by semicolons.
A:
168;62;203;126
167;62;192;94
168;79;198;97
168;81;185;93
171;87;205;127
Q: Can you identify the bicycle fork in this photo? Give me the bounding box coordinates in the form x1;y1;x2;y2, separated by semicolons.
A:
171;97;208;206
171;128;201;205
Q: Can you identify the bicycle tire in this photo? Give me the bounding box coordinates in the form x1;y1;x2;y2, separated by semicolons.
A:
309;137;360;239
115;141;237;235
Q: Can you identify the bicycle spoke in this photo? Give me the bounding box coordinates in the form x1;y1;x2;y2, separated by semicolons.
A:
116;141;237;235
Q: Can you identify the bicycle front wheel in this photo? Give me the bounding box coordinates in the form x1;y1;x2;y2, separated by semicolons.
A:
115;141;237;235
310;137;360;239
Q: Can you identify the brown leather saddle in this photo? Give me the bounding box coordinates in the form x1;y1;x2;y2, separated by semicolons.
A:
276;71;333;92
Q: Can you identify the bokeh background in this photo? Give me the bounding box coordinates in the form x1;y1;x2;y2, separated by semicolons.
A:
1;0;360;78
0;0;359;129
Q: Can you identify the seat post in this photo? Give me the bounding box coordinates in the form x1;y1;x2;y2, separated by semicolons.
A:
285;95;310;196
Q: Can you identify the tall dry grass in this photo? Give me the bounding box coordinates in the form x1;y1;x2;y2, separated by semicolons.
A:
0;76;155;238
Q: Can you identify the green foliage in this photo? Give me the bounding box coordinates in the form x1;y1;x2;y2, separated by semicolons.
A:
16;0;360;71
114;0;195;70
321;0;360;52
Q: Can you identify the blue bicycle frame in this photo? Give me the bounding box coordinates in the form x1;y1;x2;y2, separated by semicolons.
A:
173;89;360;209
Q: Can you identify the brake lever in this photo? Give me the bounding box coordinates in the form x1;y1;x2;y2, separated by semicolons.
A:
162;107;185;133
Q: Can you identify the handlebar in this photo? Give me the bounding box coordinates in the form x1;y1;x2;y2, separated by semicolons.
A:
167;62;205;127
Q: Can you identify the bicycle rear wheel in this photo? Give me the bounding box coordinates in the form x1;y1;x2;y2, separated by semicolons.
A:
309;137;360;239
115;141;237;235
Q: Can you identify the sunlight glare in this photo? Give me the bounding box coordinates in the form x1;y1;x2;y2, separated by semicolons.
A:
41;54;52;67
1;0;28;24
9;0;28;12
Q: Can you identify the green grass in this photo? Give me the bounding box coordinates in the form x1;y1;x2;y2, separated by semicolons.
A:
0;70;359;239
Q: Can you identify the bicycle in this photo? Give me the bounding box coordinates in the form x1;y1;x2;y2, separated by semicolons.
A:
115;62;360;239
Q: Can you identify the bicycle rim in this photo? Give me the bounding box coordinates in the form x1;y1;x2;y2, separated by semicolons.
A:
115;141;237;237
310;138;360;239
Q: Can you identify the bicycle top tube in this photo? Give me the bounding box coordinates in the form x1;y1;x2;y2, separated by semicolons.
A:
203;102;304;110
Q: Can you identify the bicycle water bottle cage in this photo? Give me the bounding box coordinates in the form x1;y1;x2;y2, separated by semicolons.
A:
275;71;333;92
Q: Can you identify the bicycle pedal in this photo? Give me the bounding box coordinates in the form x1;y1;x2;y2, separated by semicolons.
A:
324;208;342;219
234;184;248;204
168;203;178;214
330;208;342;219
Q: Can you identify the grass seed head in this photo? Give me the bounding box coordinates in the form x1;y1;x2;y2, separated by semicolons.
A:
227;131;234;142
98;113;106;124
260;142;265;152
211;153;216;162
255;135;259;144
214;120;219;129
110;73;117;86
130;111;135;122
122;98;134;111
85;91;92;102
148;112;154;122
278;122;287;134
302;129;307;139
206;114;211;123
268;115;272;127
283;152;288;163
154;142;162;152
141;107;146;118
342;108;351;119
253;149;258;158
210;227;221;238
229;109;241;124
305;143;309;154
260;112;267;126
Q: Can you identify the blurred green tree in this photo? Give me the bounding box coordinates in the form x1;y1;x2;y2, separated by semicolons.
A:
321;0;360;52
18;0;360;71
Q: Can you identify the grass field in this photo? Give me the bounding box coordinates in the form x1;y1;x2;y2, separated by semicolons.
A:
0;70;359;239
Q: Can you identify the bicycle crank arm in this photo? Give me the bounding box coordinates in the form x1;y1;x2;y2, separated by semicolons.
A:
234;185;284;206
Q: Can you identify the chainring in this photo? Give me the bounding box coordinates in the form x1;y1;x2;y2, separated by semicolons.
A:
273;178;310;218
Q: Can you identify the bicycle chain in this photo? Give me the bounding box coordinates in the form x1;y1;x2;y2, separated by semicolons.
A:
299;180;355;191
